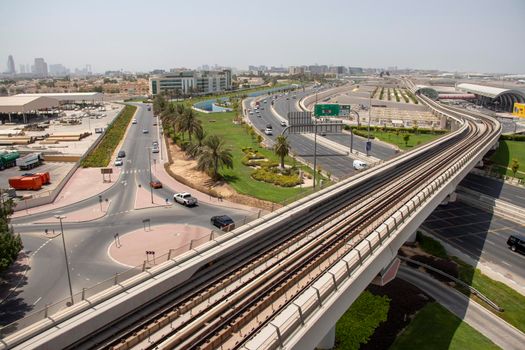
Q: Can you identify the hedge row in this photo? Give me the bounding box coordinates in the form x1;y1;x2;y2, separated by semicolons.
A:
81;105;137;167
251;167;302;187
500;134;525;141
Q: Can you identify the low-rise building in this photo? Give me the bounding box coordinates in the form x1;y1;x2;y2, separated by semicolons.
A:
149;69;232;96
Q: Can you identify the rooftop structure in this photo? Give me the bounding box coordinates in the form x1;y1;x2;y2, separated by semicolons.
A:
149;69;232;96
15;92;103;102
0;96;59;113
457;83;525;112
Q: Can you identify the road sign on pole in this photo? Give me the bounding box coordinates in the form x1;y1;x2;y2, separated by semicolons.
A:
339;104;351;117
314;104;340;117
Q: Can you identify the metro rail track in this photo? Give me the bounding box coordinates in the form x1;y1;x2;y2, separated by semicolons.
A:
68;102;499;350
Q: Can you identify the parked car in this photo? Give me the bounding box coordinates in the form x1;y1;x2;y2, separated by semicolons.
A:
118;150;126;158
507;235;525;254
174;192;198;206
114;158;123;166
211;215;235;231
150;180;162;189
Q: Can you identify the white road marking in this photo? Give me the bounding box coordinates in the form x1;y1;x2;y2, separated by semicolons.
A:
501;261;511;266
33;297;42;305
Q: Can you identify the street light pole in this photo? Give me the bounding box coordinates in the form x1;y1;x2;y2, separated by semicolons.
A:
313;92;319;189
147;149;154;204
367;91;372;157
55;215;74;306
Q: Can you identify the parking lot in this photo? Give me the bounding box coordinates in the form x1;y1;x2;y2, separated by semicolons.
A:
0;103;124;197
422;201;525;280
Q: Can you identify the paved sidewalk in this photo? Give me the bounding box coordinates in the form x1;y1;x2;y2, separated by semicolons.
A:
134;184;170;210
108;224;213;267
35;200;111;223
12;167;121;219
398;266;525;350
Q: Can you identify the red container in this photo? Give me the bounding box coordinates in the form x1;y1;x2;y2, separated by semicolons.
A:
35;172;50;184
8;176;43;190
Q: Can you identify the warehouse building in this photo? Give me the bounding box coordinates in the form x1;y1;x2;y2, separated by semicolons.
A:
0;96;59;123
15;92;103;104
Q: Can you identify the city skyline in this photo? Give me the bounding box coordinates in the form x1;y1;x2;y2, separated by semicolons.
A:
1;0;524;74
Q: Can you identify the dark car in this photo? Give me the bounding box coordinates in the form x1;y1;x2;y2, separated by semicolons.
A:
211;215;235;231
118;150;126;158
507;235;525;254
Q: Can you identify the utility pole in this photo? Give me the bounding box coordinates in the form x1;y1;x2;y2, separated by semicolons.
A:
55;215;74;306
313;91;319;189
367;91;372;157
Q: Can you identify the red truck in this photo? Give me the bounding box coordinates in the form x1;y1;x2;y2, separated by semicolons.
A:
8;172;50;190
9;176;43;190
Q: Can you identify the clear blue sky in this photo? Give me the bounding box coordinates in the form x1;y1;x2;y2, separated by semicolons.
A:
1;0;524;73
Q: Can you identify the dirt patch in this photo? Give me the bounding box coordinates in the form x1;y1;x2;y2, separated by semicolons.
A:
166;140;281;212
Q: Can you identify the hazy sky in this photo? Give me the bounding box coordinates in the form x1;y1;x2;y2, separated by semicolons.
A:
1;0;524;74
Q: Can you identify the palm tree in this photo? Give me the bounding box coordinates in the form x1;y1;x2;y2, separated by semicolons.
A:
274;135;290;169
196;135;233;180
186;128;207;158
177;108;202;142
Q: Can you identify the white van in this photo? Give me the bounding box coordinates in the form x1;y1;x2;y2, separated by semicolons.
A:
353;160;368;170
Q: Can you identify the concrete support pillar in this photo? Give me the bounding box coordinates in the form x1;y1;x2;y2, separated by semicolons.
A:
317;325;336;349
406;230;417;243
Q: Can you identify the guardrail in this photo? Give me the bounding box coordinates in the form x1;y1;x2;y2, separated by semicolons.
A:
397;255;503;312
245;120;501;349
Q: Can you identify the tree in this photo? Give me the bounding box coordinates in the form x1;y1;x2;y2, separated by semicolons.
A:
153;94;167;115
511;159;520;178
403;133;410;147
177;108;202;142
256;134;263;145
0;192;23;272
196;135;233;180
274;135;290;169
186;128;207;158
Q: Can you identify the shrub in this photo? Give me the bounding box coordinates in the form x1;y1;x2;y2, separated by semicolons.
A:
251;167;302;187
416;231;448;258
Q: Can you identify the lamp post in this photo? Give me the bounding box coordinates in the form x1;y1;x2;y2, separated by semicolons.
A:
366;91;372;157
349;110;360;154
147;148;154;204
312;91;319;189
55;215;74;306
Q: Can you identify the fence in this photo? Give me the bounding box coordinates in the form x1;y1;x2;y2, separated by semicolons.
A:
0;208;264;338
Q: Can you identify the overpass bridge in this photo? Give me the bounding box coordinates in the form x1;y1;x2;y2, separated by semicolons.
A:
1;81;501;350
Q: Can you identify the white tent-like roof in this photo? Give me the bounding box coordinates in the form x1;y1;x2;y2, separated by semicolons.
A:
0;96;59;113
15;92;103;102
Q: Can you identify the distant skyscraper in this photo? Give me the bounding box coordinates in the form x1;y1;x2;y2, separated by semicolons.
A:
7;55;15;74
49;63;69;76
26;64;30;73
34;57;48;77
20;64;25;74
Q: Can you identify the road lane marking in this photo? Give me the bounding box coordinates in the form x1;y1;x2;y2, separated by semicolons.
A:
33;297;42;305
501;261;511;266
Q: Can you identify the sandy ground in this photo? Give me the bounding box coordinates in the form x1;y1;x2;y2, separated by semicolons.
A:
166;140;281;212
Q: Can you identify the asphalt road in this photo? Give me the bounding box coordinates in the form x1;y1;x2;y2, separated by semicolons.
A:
247;89;359;180
422;201;525;281
459;173;525;207
2;103;254;326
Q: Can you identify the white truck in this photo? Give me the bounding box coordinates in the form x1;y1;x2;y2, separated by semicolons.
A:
16;152;43;170
174;192;198;206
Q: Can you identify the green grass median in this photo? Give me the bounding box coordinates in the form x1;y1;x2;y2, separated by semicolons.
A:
390;302;499;350
81;105;137;167
194;110;320;203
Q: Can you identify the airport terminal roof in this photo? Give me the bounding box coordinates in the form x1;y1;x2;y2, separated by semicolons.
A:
15;92;104;102
0;96;60;113
456;83;525;99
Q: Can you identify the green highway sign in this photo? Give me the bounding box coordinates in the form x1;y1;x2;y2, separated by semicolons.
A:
314;104;340;117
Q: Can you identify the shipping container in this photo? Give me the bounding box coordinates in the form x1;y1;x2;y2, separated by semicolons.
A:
8;176;43;190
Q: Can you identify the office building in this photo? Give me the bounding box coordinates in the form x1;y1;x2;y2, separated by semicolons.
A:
149;69;232;96
49;64;70;76
34;57;48;77
7;55;15;74
19;64;25;74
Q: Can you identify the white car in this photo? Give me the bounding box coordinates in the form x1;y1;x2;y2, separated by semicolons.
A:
142;129;149;134
174;192;198;206
114;158;123;166
353;160;368;170
132;119;137;124
280;120;287;127
264;127;273;135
